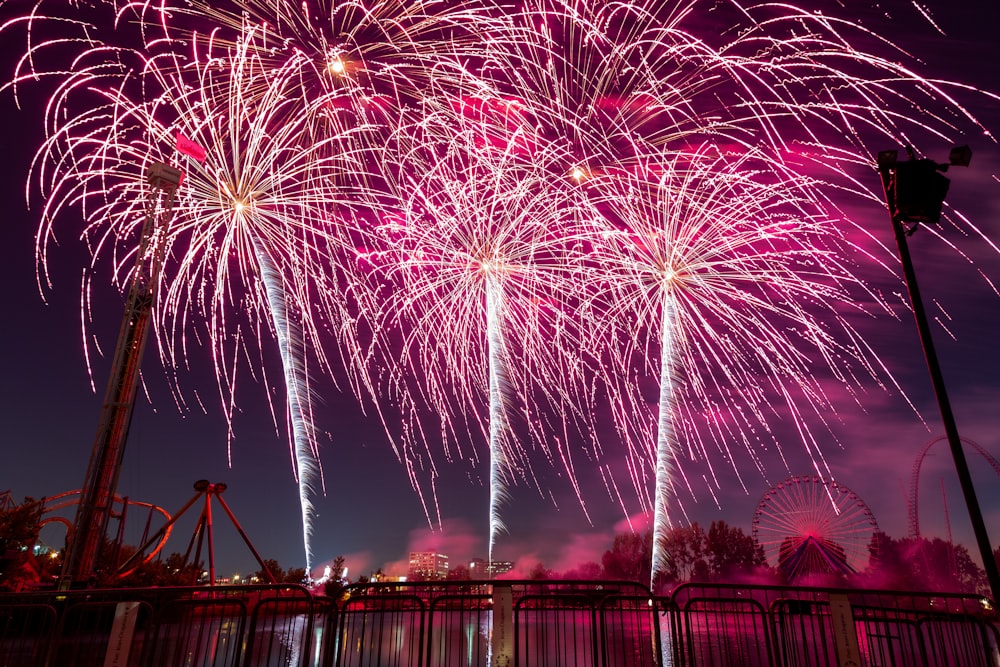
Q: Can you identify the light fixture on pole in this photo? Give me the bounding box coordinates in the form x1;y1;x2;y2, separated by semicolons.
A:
877;145;1000;603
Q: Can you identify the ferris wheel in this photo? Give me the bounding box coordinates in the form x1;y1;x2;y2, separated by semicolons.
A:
752;476;878;576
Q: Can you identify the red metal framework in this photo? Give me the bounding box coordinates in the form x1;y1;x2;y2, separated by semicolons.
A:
909;436;1000;538
60;163;182;587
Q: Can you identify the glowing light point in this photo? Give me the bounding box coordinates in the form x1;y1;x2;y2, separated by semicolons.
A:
570;167;586;181
328;58;346;75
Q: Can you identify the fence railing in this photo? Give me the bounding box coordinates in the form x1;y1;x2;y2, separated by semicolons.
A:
0;580;996;666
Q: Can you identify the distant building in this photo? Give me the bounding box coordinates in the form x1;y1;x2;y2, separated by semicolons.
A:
469;558;514;579
408;552;449;580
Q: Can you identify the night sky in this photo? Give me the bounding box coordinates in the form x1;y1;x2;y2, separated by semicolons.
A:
2;1;1000;581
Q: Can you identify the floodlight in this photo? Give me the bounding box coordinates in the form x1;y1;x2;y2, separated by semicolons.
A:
876;149;898;168
949;144;972;167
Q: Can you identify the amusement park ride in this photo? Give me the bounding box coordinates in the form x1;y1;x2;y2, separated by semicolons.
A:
56;162;271;588
752;476;878;583
59;162;182;589
116;480;276;585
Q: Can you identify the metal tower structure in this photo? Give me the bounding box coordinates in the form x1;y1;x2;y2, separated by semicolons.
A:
115;480;277;586
60;162;182;587
877;145;1000;604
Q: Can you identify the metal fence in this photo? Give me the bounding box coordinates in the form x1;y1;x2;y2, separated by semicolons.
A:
669;583;1000;667
0;580;997;666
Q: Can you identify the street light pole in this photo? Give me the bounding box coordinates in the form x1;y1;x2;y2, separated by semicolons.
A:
878;146;1000;603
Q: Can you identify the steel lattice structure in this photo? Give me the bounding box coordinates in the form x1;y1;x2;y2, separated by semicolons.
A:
753;475;878;580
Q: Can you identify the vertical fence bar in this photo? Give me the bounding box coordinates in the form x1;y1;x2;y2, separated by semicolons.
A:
0;603;56;667
599;595;661;667
427;591;492;667
335;592;424;667
143;596;246;667
514;592;596;667
50;599;153;667
245;591;316;667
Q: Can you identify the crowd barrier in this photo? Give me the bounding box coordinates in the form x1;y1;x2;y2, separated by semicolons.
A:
0;580;997;665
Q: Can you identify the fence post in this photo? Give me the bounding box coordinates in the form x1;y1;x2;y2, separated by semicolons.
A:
491;583;513;667
829;593;862;666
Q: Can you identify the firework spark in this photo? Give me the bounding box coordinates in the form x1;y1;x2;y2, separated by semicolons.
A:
356;113;597;560
577;146;913;582
29;31;371;572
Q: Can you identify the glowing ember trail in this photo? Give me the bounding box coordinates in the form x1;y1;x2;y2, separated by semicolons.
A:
485;270;509;561
652;293;678;580
254;241;321;571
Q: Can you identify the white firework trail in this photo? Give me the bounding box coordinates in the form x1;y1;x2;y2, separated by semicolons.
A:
357;111;597;558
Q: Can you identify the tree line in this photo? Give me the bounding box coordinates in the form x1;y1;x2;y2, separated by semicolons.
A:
1;495;995;596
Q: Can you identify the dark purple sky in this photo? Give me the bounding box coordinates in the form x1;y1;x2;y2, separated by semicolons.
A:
2;1;1000;581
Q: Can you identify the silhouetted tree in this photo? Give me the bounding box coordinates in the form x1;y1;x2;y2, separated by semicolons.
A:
527;561;552;579
0;497;44;591
284;566;307;584
707;521;766;578
323;556;348;598
117;551;203;587
863;532;986;595
659;523;709;583
254;559;284;583
562;561;602;580
657;521;768;585
602;530;652;582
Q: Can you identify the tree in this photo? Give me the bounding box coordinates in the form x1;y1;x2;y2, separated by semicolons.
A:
653;521;769;586
659;523;708;583
324;555;348;599
254;559;283;584
283;567;307;584
602;530;652;583
706;520;767;579
562;561;602;580
245;558;307;585
863;532;986;595
160;552;204;586
117;551;203;587
527;561;552;580
0;497;44;591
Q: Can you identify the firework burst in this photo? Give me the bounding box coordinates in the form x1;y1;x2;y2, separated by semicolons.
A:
30;32;371;571
356;112;599;559
472;0;999;581
577;145;915;582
